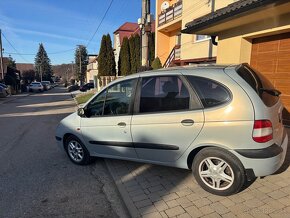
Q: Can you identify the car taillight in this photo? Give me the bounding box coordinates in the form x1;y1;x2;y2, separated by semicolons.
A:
252;120;273;143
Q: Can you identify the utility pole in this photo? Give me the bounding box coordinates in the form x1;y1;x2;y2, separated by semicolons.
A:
140;0;151;67
0;29;4;81
79;46;82;85
208;0;215;59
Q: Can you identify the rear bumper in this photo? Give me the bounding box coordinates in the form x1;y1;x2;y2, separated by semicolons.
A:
231;133;288;177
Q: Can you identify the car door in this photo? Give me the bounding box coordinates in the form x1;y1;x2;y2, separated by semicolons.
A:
80;78;138;158
131;75;204;162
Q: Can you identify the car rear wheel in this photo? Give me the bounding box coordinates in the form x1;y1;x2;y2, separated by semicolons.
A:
192;147;246;196
64;135;93;165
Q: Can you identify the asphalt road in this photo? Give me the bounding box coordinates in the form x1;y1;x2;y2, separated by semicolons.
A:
0;87;129;218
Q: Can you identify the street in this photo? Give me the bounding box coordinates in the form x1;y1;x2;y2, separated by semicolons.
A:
0;87;129;218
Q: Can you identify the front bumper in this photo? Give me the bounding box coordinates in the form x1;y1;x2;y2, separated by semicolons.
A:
231;133;288;177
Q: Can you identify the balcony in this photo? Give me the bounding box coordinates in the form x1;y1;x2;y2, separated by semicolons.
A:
158;0;182;27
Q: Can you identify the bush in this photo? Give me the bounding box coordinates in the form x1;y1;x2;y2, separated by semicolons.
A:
151;57;162;69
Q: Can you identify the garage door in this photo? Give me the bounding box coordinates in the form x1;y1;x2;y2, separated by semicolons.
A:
251;32;290;120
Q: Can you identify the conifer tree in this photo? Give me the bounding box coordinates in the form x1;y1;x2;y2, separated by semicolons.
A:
35;43;53;81
98;35;107;76
119;37;131;76
74;45;88;84
106;34;116;76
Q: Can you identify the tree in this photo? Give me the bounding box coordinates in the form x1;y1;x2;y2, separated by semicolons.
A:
151;57;162;69
74;45;88;84
134;35;141;72
7;55;16;69
119;37;131;76
129;36;136;74
106;34;116;76
35;43;53;81
21;69;36;84
98;34;116;77
148;32;155;66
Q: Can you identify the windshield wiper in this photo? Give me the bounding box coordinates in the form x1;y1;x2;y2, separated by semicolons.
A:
260;88;281;96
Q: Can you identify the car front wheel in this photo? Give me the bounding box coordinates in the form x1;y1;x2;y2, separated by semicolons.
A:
64;135;93;165
192;147;246;196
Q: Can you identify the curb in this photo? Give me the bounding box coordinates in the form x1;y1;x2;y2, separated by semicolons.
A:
105;160;140;218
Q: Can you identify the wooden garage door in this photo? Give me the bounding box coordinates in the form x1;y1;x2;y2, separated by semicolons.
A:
251;32;290;113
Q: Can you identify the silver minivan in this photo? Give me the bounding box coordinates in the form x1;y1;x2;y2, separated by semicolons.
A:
56;64;288;195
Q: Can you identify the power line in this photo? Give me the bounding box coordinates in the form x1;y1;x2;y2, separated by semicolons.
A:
1;32;30;62
86;0;114;47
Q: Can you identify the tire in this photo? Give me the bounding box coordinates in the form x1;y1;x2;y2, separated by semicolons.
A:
192;147;246;196
64;135;93;165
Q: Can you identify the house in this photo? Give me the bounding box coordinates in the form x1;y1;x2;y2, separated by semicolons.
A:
155;0;238;67
113;22;140;72
113;21;155;72
181;0;290;123
86;54;98;84
16;63;34;74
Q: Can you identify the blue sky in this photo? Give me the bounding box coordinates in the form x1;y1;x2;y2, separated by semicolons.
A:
0;0;155;65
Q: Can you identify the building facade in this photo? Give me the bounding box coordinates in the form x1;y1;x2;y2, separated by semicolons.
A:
155;0;237;67
86;55;98;84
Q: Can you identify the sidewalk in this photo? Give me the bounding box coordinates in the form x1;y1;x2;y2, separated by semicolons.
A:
0;93;30;105
105;129;290;218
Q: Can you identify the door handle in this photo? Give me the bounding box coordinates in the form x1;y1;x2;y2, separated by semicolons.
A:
181;119;194;126
117;122;126;127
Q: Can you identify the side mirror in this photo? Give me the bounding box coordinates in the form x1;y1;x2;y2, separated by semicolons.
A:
77;108;85;117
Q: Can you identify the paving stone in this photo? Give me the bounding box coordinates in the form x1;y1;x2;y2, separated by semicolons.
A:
210;202;230;215
149;185;165;193
199;205;215;215
165;206;185;217
184;205;202;217
154;200;169;212
222;212;237;218
228;195;245;203
176;196;193;208
129;189;144;197
193;198;212;207
162;193;179;201
206;194;224;203
148;193;161;202
166;199;180;208
280;186;290;195
142;211;163;218
160;211;168;218
229;203;251;215
202;212;222;218
266;200;286;211
177;213;192;218
258;186;273;194
176;188;192;197
277;196;290;206
132;193;149;202
186;193;201;202
243;198;265;208
239;192;255;201
135;199;153;209
219;198;235;207
139;205;158;215
267;190;288;200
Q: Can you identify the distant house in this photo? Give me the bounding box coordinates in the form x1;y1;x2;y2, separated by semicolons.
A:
86;54;98;84
113;22;156;72
16;63;34;74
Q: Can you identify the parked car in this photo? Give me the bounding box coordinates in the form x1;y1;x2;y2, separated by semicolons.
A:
79;82;94;92
41;81;52;90
67;84;79;92
29;82;44;92
0;85;7;98
0;83;9;96
56;64;288;196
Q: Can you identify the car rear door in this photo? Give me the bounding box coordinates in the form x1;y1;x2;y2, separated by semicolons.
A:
131;75;204;162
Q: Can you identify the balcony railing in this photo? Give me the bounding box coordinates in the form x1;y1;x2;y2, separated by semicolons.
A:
163;45;181;68
158;0;182;27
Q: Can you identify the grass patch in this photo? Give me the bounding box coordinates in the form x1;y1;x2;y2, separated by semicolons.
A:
75;93;95;105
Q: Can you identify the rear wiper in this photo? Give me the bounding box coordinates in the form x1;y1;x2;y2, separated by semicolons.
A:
260;88;281;96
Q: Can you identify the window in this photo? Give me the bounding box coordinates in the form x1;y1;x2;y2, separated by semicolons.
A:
86;79;136;117
195;35;210;42
236;65;279;107
139;76;190;113
187;76;231;108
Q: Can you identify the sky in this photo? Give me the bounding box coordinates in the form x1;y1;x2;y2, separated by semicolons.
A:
0;0;155;65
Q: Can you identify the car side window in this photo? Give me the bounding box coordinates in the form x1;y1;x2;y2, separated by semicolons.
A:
103;79;136;116
186;76;231;108
86;90;107;117
139;76;190;113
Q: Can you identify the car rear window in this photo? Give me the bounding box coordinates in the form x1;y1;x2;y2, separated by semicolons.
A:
186;76;231;108
236;64;279;107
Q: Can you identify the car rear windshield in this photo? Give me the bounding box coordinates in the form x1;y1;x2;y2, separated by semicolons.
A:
236;64;279;107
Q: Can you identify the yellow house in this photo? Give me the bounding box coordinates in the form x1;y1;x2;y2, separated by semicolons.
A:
155;0;237;67
181;0;290;124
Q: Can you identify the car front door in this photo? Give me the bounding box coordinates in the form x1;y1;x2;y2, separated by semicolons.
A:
131;75;204;162
80;79;138;158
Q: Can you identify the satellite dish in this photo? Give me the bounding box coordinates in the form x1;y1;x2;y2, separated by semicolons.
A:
161;1;169;11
